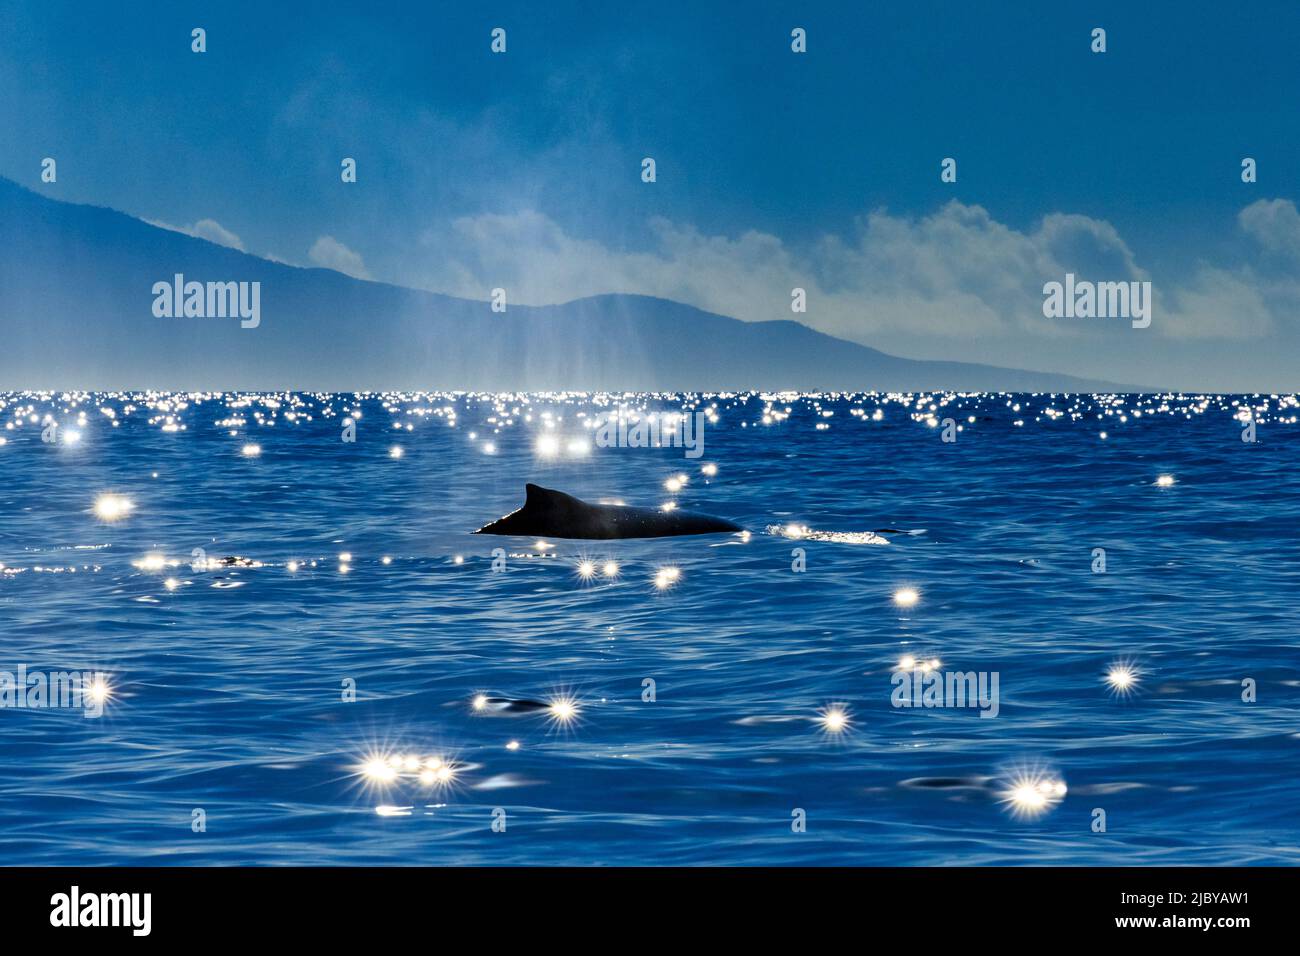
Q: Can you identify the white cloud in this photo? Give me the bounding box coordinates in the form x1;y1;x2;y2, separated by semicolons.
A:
1238;198;1300;263
186;218;246;251
1156;266;1276;339
308;235;370;280
147;217;245;251
1155;199;1300;339
413;200;1300;348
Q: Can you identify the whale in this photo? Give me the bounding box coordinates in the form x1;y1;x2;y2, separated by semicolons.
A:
473;696;551;714
474;484;744;539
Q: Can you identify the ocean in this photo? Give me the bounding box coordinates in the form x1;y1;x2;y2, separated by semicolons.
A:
0;391;1297;865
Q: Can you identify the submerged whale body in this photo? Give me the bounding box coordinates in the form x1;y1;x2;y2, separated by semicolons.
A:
475;697;551;715
474;484;744;540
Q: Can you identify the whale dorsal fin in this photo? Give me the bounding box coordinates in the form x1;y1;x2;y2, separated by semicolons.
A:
524;483;582;510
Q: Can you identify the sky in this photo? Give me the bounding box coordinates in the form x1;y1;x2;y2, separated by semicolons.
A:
2;0;1299;389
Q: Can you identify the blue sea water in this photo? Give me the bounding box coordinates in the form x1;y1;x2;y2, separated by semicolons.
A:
0;391;1297;866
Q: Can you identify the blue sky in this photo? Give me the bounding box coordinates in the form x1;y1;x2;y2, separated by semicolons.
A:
3;0;1299;388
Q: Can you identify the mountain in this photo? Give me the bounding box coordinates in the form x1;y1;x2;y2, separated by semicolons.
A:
0;179;1138;392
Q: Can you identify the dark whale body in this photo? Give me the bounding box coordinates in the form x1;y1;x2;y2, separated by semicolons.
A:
474;484;744;540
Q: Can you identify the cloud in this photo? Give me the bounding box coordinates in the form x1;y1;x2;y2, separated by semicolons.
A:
413;199;1300;349
1156;199;1300;339
147;217;245;251
185;219;246;251
1238;198;1300;264
1156;266;1275;339
308;235;371;280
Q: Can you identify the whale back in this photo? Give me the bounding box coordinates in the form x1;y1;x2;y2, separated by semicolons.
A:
474;483;743;539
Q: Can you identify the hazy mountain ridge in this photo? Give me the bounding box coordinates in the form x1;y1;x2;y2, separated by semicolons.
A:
0;178;1139;392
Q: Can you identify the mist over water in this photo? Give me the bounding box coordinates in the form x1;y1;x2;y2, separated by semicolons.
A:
1;391;1297;864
